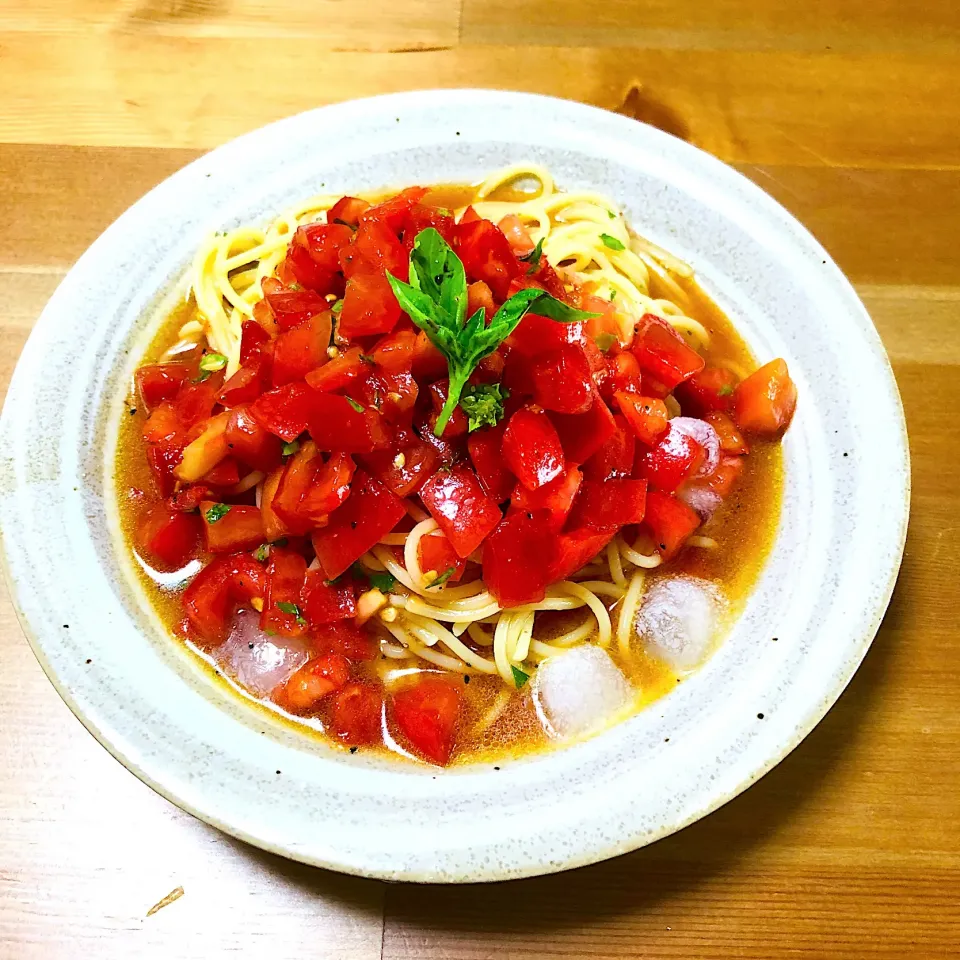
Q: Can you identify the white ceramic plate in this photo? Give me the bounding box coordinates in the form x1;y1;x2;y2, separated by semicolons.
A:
0;91;908;882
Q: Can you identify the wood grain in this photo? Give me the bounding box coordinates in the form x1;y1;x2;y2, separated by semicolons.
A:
0;34;958;170
462;0;960;53
1;0;958;956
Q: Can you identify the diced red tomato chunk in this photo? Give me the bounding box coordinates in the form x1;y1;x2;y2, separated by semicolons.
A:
327;681;383;745
303;569;357;625
136;363;191;412
225;406;283;473
732;358;798;438
527;343;594;414
391;675;464;766
510;464;582;531
502;408;565;491
308;394;391;453
260;549;308;637
201;501;265;553
137;501;200;569
583;414;635;482
417;532;466;582
549;394;617;465
278;654;350;714
483;510;556;607
644;491;700;560
183;554;267;644
312;470;406;579
250;383;316;442
617;393;670;446
675;365;739;417
568;479;647;529
641;423;706;493
419;466;502;559
631;314;705;390
467;423;514;502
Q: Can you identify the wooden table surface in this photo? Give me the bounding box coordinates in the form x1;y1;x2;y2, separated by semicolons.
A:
1;2;958;957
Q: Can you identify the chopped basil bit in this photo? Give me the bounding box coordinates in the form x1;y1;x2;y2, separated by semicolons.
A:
276;601;306;626
345;396;365;413
272;537;288;547
717;384;734;397
288;282;303;292
610;290;617;301
254;544;270;562
600;233;626;251
519;237;544;274
367;571;397;593
608;209;616;219
204;503;231;523
281;439;300;456
346;562;396;593
193;369;212;383
460;382;509;432
511;665;530;689
359;353;375;364
332;218;357;230
199;352;228;372
594;332;617;352
331;299;344;316
427;567;456;590
386;228;599;436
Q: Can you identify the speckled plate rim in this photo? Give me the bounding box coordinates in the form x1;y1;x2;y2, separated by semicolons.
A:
0;91;909;882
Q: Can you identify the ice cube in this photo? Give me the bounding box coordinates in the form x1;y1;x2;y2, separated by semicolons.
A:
532;646;635;739
216;609;312;698
635;576;722;671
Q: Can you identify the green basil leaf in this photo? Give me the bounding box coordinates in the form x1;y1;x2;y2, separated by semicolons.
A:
527;293;601;324
511;665;530;689
345;397;365;413
281;439;300;456
254;544;270;563
600;233;626;251
594;332;617;352
276;601;301;616
408;227;467;328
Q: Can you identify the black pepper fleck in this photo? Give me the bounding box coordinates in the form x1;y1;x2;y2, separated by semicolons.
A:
248;642;254;649
350;521;358;529
129;407;137;415
493;766;500;771
276;769;281;775
843;452;848;457
63;624;69;629
772;637;778;642
85;658;92;664
463;675;470;684
664;737;670;742
757;713;765;719
350;746;358;754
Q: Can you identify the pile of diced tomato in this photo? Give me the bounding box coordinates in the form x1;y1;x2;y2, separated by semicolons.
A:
131;187;797;764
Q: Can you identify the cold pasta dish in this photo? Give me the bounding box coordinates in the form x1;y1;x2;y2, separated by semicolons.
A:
118;165;798;766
